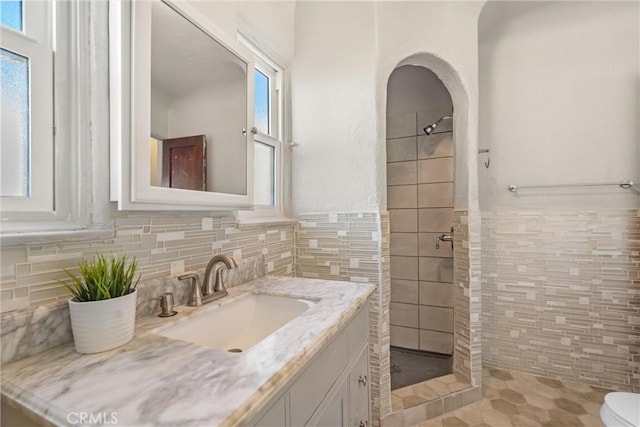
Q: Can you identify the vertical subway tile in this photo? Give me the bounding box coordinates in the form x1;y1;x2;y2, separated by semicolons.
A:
418;183;453;208
388;185;418;209
387;137;417;162
387;112;417;139
389;209;418;233
387;161;418;186
417;158;454;184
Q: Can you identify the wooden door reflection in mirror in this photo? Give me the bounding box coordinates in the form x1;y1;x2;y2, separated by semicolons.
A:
161;135;206;191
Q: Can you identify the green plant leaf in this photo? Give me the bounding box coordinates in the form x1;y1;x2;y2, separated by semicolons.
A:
61;254;141;302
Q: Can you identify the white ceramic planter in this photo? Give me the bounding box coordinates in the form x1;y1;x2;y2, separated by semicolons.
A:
68;290;137;354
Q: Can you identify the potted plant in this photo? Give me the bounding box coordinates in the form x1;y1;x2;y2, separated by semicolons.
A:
63;254;140;354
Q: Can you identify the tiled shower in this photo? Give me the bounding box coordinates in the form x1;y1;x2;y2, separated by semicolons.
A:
387;66;456;382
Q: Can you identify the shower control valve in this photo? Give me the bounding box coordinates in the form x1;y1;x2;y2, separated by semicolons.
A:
436;227;454;250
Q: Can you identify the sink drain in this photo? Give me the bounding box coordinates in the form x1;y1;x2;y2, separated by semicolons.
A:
227;348;243;353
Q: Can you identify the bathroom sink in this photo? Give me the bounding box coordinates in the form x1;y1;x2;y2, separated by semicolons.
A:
156;293;317;353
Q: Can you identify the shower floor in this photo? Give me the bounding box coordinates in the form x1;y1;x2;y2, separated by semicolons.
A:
390;346;452;390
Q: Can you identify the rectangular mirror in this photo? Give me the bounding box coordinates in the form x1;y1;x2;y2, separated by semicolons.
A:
110;0;254;210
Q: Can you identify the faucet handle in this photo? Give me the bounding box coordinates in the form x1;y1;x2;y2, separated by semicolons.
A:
178;273;202;307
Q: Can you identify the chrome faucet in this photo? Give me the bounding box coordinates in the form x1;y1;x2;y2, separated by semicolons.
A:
178;254;238;306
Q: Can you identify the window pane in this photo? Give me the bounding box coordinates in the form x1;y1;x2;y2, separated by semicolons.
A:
0;1;23;31
1;48;30;197
254;141;274;206
254;69;270;135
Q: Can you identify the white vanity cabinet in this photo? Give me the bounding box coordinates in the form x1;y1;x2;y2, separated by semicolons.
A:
252;307;370;427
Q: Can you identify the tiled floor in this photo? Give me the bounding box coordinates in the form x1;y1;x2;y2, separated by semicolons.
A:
413;368;611;427
392;374;471;411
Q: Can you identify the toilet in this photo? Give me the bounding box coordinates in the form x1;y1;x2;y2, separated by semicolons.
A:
600;392;640;427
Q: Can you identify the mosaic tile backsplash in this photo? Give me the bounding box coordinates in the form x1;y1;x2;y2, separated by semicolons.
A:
295;212;391;424
1;216;294;313
481;209;640;392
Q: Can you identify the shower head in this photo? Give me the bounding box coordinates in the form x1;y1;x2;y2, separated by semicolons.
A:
423;115;453;135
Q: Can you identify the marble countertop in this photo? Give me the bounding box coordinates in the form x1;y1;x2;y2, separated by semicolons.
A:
1;276;375;427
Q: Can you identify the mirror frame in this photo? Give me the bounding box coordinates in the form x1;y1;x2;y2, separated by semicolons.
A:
110;0;255;211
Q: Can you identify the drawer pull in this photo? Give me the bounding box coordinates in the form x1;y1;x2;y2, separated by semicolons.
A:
358;375;367;386
359;421;368;427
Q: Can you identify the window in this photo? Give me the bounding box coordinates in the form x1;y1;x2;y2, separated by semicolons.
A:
252;59;280;208
1;1;106;237
1;0;54;212
239;33;289;219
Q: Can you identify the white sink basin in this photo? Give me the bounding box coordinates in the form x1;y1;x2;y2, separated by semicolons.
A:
156;293;317;353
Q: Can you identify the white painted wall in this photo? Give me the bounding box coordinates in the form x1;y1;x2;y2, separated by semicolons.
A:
376;1;485;212
150;87;169;138
291;2;379;213
168;79;247;194
478;1;640;210
292;1;485;213
189;1;295;63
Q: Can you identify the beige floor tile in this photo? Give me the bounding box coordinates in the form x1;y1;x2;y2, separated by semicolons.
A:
414;417;443;427
506;379;537;395
392;394;404;411
536;377;564;389
508;371;538;384
578;413;604;427
429;380;453;396
448;382;469;393
563;380;595;394
482;386;501;399
483;376;507;389
403;394;427;408
441;416;469;427
490;399;519;417
453;403;485;425
529;382;560;399
583;401;603;417
546;408;584;425
390;368;608;427
511;414;542;427
523;392;557;410
556;387;590;405
488;369;514;381
498;388;527;405
395;385;418;398
517;403;551;424
438;374;459;384
554;397;587;415
481;408;514;426
414;382;440;401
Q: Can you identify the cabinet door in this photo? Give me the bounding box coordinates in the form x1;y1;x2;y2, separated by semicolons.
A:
255;394;287;427
348;350;370;427
313;383;346;427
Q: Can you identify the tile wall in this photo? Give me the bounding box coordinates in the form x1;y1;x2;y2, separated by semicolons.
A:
0;216;295;313
295;212;391;425
481;209;640;392
453;210;483;387
387;111;455;354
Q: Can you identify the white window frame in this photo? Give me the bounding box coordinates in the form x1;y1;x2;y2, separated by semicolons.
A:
0;1;111;241
237;31;292;222
1;0;54;212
